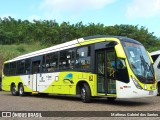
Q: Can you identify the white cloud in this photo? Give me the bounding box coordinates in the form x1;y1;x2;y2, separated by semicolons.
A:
28;15;41;21
126;0;160;19
40;0;115;14
39;0;116;22
0;14;17;19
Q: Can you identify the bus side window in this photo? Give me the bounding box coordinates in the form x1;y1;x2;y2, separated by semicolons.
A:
151;55;159;63
157;62;160;69
44;53;58;72
9;62;16;75
42;55;46;72
59;49;75;70
59;51;67;70
117;58;126;69
25;59;30;74
76;46;91;69
116;58;129;83
67;49;75;69
17;60;25;75
4;63;10;76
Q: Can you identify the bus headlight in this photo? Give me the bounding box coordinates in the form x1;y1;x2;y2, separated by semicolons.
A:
131;76;142;89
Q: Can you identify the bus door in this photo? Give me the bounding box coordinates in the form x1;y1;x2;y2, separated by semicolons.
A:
32;60;41;91
96;49;117;95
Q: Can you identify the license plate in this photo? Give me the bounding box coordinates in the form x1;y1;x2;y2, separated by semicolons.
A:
149;91;153;95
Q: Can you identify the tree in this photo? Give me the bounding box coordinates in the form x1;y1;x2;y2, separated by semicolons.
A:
0;16;159;52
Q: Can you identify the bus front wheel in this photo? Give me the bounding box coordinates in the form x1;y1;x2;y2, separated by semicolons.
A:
11;84;18;96
81;83;91;103
18;84;26;96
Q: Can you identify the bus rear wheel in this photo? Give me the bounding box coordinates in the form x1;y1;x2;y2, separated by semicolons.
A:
81;83;91;103
18;84;26;96
11;84;18;96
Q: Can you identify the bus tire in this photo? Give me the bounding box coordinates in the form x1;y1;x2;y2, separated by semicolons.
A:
81;83;91;103
11;84;18;96
18;84;26;96
107;97;116;102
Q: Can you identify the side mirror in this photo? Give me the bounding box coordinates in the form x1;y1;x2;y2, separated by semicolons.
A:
115;44;126;59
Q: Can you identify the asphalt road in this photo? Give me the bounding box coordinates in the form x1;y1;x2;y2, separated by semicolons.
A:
0;91;160;120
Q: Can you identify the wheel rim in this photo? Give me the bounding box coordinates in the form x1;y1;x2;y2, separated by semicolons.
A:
12;85;16;94
19;86;23;95
81;88;86;100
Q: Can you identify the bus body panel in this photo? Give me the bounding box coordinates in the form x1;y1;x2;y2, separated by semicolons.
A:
116;80;157;98
2;71;97;96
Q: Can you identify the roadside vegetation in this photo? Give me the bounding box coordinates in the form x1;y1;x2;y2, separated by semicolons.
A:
0;42;46;75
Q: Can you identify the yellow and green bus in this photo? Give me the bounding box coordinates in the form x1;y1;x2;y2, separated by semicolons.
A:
2;35;157;102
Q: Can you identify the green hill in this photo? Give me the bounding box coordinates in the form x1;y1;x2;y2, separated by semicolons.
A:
0;42;45;75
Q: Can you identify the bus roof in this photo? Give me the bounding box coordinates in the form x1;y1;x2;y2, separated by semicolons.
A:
84;35;141;45
9;38;84;62
150;50;160;56
7;35;141;62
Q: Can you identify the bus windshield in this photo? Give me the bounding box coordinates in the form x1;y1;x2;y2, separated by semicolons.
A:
123;42;155;84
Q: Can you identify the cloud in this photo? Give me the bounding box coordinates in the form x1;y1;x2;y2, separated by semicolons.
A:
126;0;160;19
40;0;116;14
28;15;41;21
0;14;17;19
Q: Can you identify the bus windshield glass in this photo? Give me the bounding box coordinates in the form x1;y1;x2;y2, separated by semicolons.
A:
123;42;155;84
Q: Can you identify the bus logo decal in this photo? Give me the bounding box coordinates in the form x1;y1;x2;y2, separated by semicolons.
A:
63;73;74;84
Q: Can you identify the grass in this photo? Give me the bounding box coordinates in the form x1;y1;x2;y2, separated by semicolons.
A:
0;42;47;76
0;42;46;59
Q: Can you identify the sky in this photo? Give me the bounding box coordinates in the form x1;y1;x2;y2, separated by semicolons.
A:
0;0;160;37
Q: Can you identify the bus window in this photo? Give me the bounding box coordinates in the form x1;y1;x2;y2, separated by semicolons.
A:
59;49;75;70
32;61;40;74
17;60;25;75
42;55;46;72
24;59;30;74
106;51;116;79
59;51;68;70
9;62;16;75
117;58;126;69
151;55;159;62
4;63;10;76
67;49;75;69
157;62;160;69
116;58;129;83
44;53;58;72
76;46;91;69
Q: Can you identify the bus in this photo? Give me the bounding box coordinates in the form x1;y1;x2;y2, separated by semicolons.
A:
150;50;160;95
2;35;157;102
